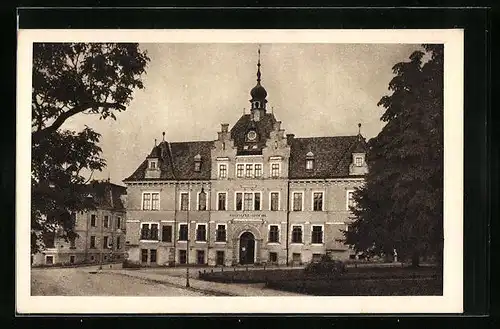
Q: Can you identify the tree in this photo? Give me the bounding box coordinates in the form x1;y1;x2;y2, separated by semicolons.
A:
345;45;444;267
31;43;150;254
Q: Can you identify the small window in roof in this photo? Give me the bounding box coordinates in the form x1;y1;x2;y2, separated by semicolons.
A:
306;151;314;158
194;154;202;172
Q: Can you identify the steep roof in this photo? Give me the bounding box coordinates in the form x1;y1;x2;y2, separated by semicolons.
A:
124;140;213;181
85;181;127;210
230;113;277;155
289;136;368;179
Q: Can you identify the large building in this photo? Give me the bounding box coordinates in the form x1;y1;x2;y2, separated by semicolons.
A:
123;55;368;267
32;180;127;266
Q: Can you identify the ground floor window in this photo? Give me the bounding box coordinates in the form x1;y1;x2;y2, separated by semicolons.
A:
269;252;278;263
292;253;301;263
196;250;205;265
90;255;95;262
150;249;157;263
312;253;322;262
179;250;187;264
141;249;148;263
70;255;75;264
216;250;224;266
45;255;53;265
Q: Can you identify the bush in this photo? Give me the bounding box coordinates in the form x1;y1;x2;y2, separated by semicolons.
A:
122;260;141;269
304;255;346;276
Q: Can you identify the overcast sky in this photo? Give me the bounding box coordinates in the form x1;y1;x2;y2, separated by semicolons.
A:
63;43;421;185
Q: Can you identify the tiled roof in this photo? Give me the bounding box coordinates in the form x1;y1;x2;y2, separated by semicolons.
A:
230;113;277;155
124;140;213;181
85;181;127;210
289;135;367;179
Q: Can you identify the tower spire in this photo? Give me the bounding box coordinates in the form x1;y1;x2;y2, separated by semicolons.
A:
257;44;261;83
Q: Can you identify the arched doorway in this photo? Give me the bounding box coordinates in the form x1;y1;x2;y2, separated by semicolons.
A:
239;232;255;265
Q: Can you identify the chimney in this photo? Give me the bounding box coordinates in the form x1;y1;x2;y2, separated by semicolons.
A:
286;134;295;145
221;124;229;133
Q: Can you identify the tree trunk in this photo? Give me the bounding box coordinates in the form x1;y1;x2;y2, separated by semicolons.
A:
411;252;420;267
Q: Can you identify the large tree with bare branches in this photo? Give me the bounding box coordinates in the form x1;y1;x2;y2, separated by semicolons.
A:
31;43;150;254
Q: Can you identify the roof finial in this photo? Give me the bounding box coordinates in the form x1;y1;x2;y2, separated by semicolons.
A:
256;44;262;84
162;132;165;141
154;138;157;146
358;123;362;135
271;106;274;114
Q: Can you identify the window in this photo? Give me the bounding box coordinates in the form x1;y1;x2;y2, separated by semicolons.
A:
142;193;151;210
151;193;159;210
179;250;187;264
196;224;207;242
116;217;121;229
243;193;253;211
347;190;356;210
269;252;278;263
292;253;301;263
245;164;253;178
313;192;324;211
197;250;205;265
103;216;109;228
90;236;96;248
103;236;109;249
150;161;156;169
150;249;157;263
90;255;95;261
116;236;121;249
291;226;303;243
141;223;159;240
254;164;262;177
198;191;207;211
142;192;160;210
179;224;188;241
91;215;96;227
271;163;280;178
355;156;363;167
219;164;227;178
216;251;225;266
217;192;227;211
270;192;279;211
141;249;148;263
268;225;279;243
45;256;54;265
306;159;314;170
70;255;75;264
235;192;243;211
180;192;189;211
254;192;261;210
194;161;201;172
293;192;303;211
311;225;324;244
162;225;172;242
237;164;244;178
312;253;322;262
216;224;226;242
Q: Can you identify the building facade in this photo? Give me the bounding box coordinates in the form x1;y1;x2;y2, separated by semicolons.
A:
32;180;127;266
123;58;368;267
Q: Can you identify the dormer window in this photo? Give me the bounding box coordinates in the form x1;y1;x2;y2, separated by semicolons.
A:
354;155;364;167
148;159;158;170
194;154;202;172
305;152;315;170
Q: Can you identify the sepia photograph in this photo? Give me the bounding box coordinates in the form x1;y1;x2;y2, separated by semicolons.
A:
17;29;464;313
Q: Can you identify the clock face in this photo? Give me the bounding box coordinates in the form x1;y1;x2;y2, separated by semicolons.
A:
247;131;257;141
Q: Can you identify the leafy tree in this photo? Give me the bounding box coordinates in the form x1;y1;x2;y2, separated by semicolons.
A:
345;44;444;267
31;43;150;254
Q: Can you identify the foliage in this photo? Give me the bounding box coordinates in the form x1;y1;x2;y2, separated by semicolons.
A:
31;43;150;254
344;45;444;266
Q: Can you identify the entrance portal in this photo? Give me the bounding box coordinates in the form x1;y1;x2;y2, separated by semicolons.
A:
239;232;255;265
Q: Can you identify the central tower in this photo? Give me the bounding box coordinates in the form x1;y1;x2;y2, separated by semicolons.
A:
249;46;267;122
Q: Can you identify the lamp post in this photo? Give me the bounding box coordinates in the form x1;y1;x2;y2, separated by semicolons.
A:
98;215;104;271
185;184;191;288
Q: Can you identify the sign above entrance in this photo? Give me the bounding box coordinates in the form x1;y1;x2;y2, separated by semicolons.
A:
229;213;266;219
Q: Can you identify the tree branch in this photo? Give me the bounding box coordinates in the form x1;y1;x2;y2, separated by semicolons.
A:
32;102;126;142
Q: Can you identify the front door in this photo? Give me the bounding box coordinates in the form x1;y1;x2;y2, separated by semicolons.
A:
239;232;255;265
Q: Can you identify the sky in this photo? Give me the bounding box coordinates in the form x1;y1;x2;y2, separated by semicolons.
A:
62;43;421;185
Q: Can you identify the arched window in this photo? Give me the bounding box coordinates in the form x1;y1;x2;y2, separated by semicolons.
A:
305;152;315;170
